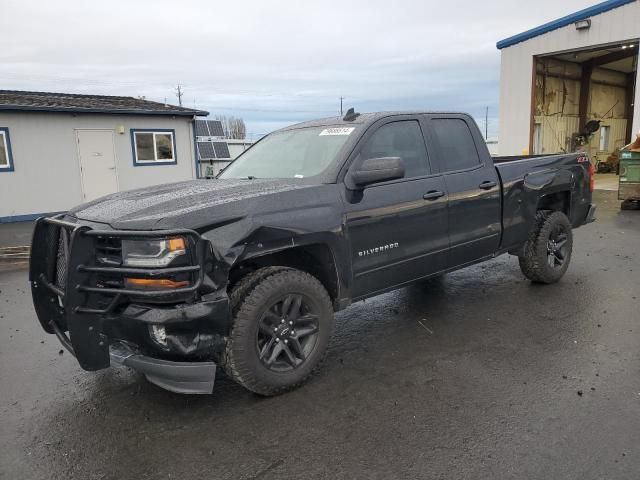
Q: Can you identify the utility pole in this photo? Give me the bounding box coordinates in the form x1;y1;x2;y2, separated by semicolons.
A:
485;106;489;139
340;96;344;116
175;84;184;106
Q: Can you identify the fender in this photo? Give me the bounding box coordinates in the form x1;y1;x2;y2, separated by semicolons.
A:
236;229;351;309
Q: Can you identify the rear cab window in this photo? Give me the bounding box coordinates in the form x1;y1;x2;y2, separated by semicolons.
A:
430;118;481;172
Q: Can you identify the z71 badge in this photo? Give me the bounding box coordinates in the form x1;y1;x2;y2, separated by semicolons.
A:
358;242;399;257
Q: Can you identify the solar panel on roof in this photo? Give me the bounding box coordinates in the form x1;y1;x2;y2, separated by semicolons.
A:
208;120;225;137
213;142;230;159
195;120;210;137
197;141;215;159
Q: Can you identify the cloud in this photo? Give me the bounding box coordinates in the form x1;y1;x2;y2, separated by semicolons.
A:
1;0;595;138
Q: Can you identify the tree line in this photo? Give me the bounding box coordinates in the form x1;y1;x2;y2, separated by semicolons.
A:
216;115;246;140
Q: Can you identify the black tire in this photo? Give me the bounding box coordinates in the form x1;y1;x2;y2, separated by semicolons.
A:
518;211;573;284
229;266;292;314
224;268;334;396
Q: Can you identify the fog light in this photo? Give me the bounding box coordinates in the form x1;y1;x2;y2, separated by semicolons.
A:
149;325;168;347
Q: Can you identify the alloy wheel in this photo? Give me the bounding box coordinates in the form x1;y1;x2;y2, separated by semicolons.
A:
256;294;320;372
546;225;569;269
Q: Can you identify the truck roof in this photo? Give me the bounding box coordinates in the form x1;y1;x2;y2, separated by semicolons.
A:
281;111;471;132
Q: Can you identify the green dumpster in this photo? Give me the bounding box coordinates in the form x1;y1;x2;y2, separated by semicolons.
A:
619;149;640;208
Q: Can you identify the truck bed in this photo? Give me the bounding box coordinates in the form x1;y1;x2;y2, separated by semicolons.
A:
492;154;562;163
493;152;592;251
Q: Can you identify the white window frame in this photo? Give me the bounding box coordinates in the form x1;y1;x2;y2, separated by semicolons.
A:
132;130;176;166
0;128;14;172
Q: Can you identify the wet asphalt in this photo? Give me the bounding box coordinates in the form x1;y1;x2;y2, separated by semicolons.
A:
1;190;639;480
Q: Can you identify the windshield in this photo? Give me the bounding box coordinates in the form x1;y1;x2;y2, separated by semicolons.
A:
218;126;355;179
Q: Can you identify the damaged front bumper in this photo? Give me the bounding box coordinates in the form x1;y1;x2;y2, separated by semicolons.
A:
29;215;229;394
110;341;216;394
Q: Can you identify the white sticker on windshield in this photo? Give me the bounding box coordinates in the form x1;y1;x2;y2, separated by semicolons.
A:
319;127;355;136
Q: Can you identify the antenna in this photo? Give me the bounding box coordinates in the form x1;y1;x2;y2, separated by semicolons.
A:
343;107;360;122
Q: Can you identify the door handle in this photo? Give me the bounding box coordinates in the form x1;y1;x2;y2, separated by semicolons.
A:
479;180;497;190
423;190;445;200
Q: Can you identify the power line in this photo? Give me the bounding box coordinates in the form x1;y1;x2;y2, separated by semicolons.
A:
485;106;488;139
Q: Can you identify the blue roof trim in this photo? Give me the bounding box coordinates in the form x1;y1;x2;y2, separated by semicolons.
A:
496;0;635;50
0;211;64;223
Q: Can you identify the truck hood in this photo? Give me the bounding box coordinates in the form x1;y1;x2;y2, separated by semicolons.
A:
69;178;309;230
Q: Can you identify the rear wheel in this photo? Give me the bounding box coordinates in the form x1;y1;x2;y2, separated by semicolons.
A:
518;211;573;284
224;268;334;395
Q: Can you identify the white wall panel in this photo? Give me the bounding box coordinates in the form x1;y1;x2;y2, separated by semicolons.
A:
0;112;196;219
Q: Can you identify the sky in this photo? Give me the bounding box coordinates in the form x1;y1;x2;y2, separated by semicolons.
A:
1;0;597;140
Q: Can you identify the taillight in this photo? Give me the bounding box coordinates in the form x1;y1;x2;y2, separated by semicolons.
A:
588;162;595;192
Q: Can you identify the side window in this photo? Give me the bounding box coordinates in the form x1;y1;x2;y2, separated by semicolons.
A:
131;129;176;165
361;120;429;178
0;127;14;172
431;119;480;172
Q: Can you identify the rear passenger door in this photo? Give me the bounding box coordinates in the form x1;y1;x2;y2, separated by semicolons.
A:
425;115;501;266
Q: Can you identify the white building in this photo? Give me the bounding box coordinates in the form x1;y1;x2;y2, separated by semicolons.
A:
497;0;640;158
0;90;208;222
485;138;499;155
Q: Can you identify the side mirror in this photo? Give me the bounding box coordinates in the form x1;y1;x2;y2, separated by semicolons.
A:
350;157;405;187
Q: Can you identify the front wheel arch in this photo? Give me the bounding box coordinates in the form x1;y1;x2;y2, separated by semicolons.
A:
229;243;341;307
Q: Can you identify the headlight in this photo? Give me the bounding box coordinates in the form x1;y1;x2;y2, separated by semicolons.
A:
122;237;187;267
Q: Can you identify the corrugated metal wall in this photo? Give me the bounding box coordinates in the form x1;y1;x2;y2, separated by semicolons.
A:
533;58;580;154
532;57;630;158
533;115;580;154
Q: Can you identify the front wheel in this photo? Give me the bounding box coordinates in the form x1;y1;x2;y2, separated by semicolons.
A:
223;268;334;396
518;211;573;284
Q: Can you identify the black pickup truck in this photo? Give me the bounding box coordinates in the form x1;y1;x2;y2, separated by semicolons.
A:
30;111;596;395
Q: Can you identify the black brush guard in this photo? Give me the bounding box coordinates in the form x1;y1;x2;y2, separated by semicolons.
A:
29;215;211;373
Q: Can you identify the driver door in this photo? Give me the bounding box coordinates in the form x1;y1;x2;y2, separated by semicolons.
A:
343;117;449;299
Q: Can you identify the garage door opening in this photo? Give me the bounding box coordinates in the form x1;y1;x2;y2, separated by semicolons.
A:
530;41;638;191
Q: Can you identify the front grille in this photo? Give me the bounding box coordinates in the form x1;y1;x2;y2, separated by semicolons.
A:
55;233;68;289
95;237;124;289
46;223;72;291
95;237;122;265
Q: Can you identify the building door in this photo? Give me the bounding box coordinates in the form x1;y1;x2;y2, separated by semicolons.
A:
76;130;118;202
